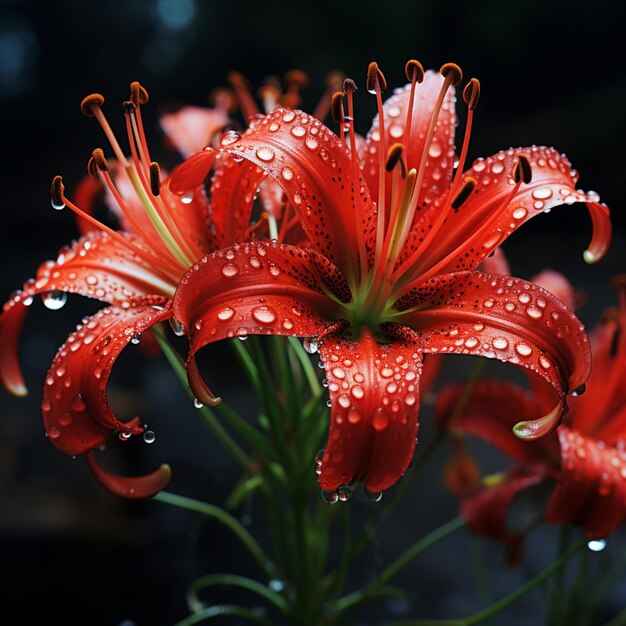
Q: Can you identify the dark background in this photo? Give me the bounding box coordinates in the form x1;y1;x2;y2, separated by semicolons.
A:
1;0;624;624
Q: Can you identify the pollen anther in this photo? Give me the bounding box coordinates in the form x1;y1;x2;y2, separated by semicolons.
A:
385;143;405;174
80;93;105;117
130;81;149;106
331;91;345;123
462;78;481;110
405;60;425;83
366;62;387;92
50;175;64;206
451;176;477;209
514;154;532;184
343;78;357;94
440;63;463;86
149;162;161;196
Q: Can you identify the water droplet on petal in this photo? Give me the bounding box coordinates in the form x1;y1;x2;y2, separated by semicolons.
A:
281;167;294;181
571;384;586;397
51;198;66;210
42;290;67;310
493;337;509;350
364;487;383;502
372;408;389;431
515;342;533;357
526;305;543;319
169;318;185;336
337;484;352;501
303;338;318;354
320;489;339;505
252;305;277;325
221;262;239;277
181;191;194;204
220;130;241;146
217;307;235;321
291;125;306;137
256;147;275;162
532;187;553;200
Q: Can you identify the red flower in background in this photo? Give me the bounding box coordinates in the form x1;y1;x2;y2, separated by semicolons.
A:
170;60;611;500
437;276;626;549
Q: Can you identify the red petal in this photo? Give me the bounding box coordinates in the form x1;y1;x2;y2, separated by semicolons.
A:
417;147;612;274
86;451;172;498
570;304;626;440
169;149;218;194
41;304;172;456
0;231;174;396
461;466;551;560
317;331;423;494
360;70;456;209
398;271;591;436
172;109;376;276
73;175;103;236
173;242;340;359
478;247;511;276
160;105;230;158
546;427;626;538
436;378;560;464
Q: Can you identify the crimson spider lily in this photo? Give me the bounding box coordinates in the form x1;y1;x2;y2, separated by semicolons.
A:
437;276;626;550
0;82;300;496
169;60;611;501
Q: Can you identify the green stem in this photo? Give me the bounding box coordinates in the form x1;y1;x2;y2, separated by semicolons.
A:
153;325;251;468
287;336;322;396
173;605;273;626
468;535;491;610
334;517;465;614
384;539;586;626
546;525;570;625
153;491;273;576
187;574;289;613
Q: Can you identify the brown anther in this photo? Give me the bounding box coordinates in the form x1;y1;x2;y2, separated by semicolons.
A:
343;78;357;93
91;148;109;172
208;87;237;113
385;143;405;173
149;162;161;196
405;59;425;83
87;156;99;178
331;92;345;124
366;62;387;92
122;100;137;115
462;78;481;110
284;69;310;89
601;307;619;325
130;81;149;106
440;62;463;86
514;154;532;184
451;176;477;209
80;93;105;117
51;175;64;206
325;70;345;92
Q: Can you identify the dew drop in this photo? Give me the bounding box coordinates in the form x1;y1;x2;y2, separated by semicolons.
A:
526;305;543;319
532;187;553;200
181;191;194;205
193;398;204;409
217;307;235;321
220;130;241;146
252;305;277;325
364;487;383;502
332;367;346;379
305;136;319;150
303;338;318;354
221;262;239;277
587;539;607;552
143;430;156;444
321;489;339;505
372;408;389;431
51;198;66;210
281;167;294;181
131;335;141;345
71;393;86;412
515;342;533;357
282;111;295;123
118;430;132;441
48;426;61;439
381;367;394;378
483;298;495;308
347;407;362;424
42;290;67;310
428;140;442;158
169;318;185;336
512;207;527;220
518;292;531;304
571;384;586;397
291;125;306;137
464;337;478;349
492;337;509;350
337;484;352;501
256;147;275;162
268;579;284;592
351;385;364;399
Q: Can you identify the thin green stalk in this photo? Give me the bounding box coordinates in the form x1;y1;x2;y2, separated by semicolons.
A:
334;517;465;614
546;525;571;626
230;339;262;395
187;574;289;613
287;336;322;396
173;605;273;626
591;543;626;615
384;539;586;626
468;535;491;609
153;325;251;468
153;491;273;576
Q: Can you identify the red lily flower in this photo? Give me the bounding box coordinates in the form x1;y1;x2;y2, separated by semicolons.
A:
0;82;297;496
437;277;626;542
169;60;611;500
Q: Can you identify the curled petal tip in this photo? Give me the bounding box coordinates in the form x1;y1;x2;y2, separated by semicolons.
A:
583;249;600;264
513;401;563;441
87;452;172;498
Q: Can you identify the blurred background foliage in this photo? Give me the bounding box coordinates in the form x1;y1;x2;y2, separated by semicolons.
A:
0;0;624;624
